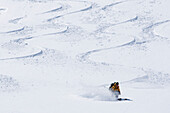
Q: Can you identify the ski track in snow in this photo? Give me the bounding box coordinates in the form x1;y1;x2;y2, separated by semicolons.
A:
0;26;25;34
143;20;170;33
0;8;6;11
142;20;170;42
101;1;125;10
78;38;136;63
8;17;24;24
96;16;138;34
41;6;63;14
47;1;93;21
4;27;25;34
0;50;43;61
13;26;68;42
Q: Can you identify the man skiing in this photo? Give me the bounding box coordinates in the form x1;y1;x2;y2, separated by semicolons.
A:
109;82;121;99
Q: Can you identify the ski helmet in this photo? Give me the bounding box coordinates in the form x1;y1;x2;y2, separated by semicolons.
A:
116;82;119;85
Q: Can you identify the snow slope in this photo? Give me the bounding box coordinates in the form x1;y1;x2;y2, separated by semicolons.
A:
0;0;170;113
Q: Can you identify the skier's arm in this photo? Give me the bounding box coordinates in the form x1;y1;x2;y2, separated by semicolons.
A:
118;87;121;94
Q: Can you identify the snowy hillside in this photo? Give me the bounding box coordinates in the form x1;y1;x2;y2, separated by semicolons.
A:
0;0;170;113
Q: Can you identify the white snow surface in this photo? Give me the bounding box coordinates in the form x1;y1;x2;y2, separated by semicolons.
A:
0;0;170;113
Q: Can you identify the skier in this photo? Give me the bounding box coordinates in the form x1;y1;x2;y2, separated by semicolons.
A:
109;82;121;99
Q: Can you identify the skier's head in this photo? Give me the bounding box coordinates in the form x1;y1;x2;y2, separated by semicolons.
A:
116;82;119;86
112;82;119;86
